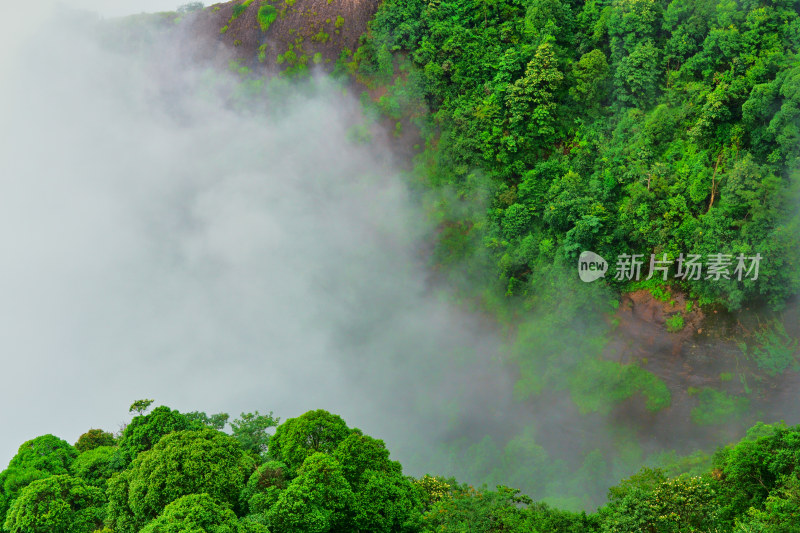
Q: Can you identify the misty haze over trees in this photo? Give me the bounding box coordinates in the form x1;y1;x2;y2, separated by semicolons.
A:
1;0;799;530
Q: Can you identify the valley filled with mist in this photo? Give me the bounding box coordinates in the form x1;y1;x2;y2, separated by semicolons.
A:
1;0;799;531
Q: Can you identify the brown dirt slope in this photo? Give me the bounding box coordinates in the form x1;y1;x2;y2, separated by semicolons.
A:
180;0;379;72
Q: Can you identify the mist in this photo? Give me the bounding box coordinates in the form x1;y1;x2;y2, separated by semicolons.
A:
0;4;519;479
5;1;800;516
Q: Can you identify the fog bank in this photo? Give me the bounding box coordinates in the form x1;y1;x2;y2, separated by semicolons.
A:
0;7;516;475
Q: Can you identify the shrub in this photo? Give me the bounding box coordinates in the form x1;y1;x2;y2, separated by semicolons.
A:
666;313;684;332
689;388;749;426
231;3;247;20
257;4;277;31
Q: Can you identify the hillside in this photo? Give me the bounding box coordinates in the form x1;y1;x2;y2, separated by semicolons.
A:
84;0;800;510
1;0;800;530
176;0;379;72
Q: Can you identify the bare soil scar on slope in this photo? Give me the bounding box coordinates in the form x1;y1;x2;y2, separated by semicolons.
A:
179;0;380;72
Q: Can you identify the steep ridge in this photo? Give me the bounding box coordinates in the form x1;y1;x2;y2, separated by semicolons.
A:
177;0;379;71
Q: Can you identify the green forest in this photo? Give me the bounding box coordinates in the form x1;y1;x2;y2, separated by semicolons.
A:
3;401;800;532
335;0;800;513
4;0;800;530
354;0;800;311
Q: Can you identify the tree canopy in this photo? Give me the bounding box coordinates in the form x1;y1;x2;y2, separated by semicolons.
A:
1;403;800;532
107;428;251;532
3;474;104;533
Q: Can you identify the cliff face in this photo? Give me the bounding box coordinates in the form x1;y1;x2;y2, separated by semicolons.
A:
177;0;380;72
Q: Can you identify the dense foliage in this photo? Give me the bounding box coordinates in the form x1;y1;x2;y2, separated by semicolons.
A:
3;403;800;531
0;435;78;521
358;0;800;311
106;428;252;532
3;475;104;533
331;0;800;506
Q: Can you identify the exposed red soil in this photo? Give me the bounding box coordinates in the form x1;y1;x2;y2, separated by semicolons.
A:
604;289;800;453
177;0;379;72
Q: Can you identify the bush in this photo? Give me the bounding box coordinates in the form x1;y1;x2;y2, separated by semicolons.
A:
744;321;799;377
689;388;749;426
231;2;247;20
257;4;278;31
665;313;684;332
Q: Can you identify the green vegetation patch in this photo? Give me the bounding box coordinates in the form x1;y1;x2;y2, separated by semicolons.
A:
231;0;254;21
311;30;329;43
740;320;799;377
689;387;750;426
231;3;247;20
257;3;278;32
570;360;671;414
665;314;684;333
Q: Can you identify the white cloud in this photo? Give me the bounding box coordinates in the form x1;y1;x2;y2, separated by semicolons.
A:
0;8;513;474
